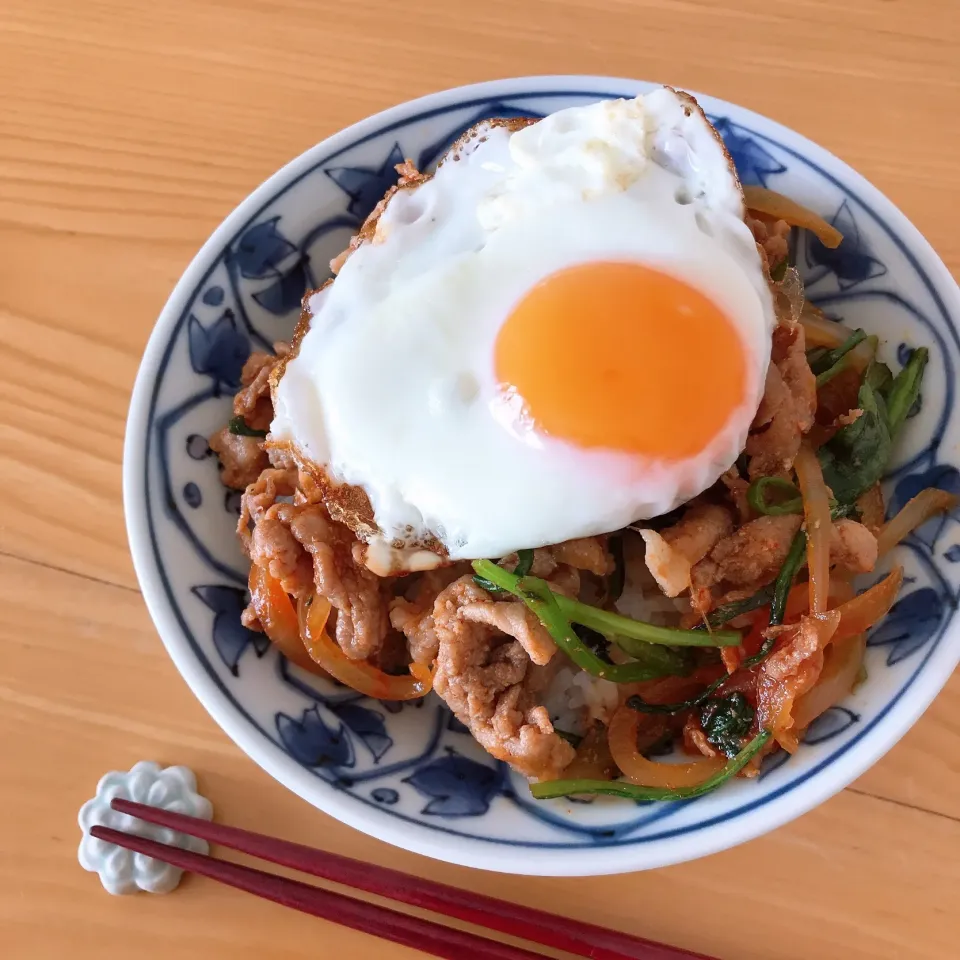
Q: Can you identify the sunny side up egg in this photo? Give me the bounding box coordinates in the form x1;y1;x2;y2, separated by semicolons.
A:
270;87;776;573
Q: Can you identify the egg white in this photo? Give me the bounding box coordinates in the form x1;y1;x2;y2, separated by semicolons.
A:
271;88;775;565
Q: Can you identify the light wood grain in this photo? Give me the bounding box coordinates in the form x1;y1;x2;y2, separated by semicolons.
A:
3;1;960;957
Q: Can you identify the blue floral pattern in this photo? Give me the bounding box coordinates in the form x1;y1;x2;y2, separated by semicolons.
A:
406;752;503;817
133;83;960;863
191;585;269;675
805;200;888;289
709;116;787;186
277;706;354;769
187;310;250;390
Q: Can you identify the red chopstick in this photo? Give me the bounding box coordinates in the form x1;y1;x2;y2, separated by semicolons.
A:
108;798;714;960
91;823;539;960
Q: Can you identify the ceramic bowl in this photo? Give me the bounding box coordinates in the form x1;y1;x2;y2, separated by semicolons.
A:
124;76;960;876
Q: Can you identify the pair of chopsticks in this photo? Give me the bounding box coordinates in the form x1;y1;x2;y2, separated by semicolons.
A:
93;799;715;960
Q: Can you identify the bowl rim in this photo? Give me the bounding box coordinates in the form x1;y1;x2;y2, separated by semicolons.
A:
124;74;960;876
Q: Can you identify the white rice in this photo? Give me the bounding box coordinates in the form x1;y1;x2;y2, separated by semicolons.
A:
545;666;620;737
613;531;690;624
546;532;688;738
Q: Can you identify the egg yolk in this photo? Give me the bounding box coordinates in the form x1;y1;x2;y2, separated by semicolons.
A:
495;261;748;460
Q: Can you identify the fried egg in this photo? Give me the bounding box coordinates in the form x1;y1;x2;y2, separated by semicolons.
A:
270;87;775;571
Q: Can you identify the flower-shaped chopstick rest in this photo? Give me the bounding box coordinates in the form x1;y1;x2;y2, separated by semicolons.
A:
78;761;213;894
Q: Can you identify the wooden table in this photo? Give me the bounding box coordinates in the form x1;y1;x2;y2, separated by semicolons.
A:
3;1;960;957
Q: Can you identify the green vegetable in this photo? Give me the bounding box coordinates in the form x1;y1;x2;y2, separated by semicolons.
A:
474;547;534;593
767;528;806;629
818;379;892;504
816;333;877;388
746;479;854;517
626;678;726;716
703;588;774;628
747;477;803;515
529;730;772;801
514;548;534;578
606;533;625;604
735;527;808;670
699;692;755;758
228;416;268;438
815;355;852;388
472;560;741;649
809;328;867;375
806;345;829;369
817;346;926;504
472;573;502;593
555;729;583;748
555;594;741;648
573;624;614;664
490;570;682;682
610;637;695;674
886;346;928;438
700;505;853;632
830;502;858;521
865;360;893;395
640;525;810;715
770;258;788;282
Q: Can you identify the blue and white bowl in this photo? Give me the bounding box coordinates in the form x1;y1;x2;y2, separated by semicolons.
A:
124;76;960;876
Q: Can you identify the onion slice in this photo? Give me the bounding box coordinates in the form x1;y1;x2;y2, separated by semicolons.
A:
757;610;840;752
248;566;329;677
743;185;843;248
607;705;725;788
562;724;618;781
800;303;856;349
831;567;903;642
877;489;960;557
782;578;856;623
298;593;432;701
795;443;833;615
793;633;866;730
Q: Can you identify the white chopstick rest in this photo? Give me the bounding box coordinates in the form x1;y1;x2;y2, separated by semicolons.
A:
78;761;213;894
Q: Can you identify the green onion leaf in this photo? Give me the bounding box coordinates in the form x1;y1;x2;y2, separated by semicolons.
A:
885;346;928;438
573;624;614;664
472;561;685;681
865;360;893;395
747;477;803;515
767;529;806;629
734;528;808;670
702;588;774;629
816;332;877;388
530;730;771;801
698;503;853;634
527;575;682;681
472;560;741;649
514;548;534;578
806;345;829;369
228;416;268;438
809;328;867;376
472;575;501;593
815;355;852;388
629;533;804;713
770;258;788;282
556;594;741;648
